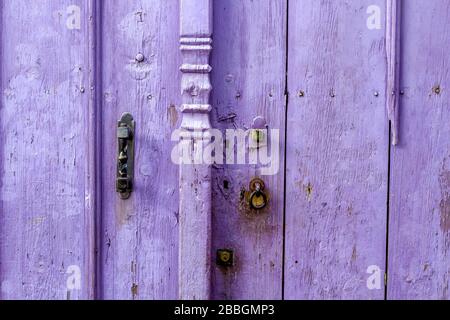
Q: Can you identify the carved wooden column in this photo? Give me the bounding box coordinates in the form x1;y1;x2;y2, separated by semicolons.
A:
178;0;213;300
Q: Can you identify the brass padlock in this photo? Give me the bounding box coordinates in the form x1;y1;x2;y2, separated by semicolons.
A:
248;178;268;210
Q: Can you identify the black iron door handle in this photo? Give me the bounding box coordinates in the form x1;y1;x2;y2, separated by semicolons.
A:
116;113;135;199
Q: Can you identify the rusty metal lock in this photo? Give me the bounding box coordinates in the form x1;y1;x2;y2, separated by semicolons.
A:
217;249;234;267
248;178;268;210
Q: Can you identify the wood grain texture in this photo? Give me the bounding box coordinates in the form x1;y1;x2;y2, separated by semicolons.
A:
387;0;450;300
284;0;389;299
100;0;179;300
1;0;449;301
0;0;96;299
210;0;286;300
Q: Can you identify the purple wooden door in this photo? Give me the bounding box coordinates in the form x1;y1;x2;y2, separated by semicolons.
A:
284;0;389;300
387;0;450;299
210;0;286;300
0;0;180;300
0;0;449;300
99;0;179;300
0;0;97;299
209;0;389;300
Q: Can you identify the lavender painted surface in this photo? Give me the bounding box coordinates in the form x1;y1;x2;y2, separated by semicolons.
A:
284;0;389;299
0;0;97;299
387;0;450;300
100;0;179;300
210;0;286;300
0;0;449;301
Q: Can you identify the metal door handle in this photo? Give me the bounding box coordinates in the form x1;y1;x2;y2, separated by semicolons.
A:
116;113;135;199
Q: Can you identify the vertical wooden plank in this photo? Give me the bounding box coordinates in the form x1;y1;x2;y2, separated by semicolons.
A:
210;0;286;299
0;0;96;299
100;0;179;299
285;0;389;299
178;0;213;300
387;0;450;300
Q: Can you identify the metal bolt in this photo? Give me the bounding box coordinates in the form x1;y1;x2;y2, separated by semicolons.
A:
135;53;145;63
217;249;234;267
433;86;441;95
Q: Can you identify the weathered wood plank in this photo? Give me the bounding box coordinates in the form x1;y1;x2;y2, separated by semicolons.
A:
210;0;286;300
100;0;179;299
0;0;97;299
285;0;389;299
387;0;450;300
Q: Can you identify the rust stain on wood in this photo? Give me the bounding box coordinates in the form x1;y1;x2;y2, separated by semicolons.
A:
305;183;313;202
131;283;138;299
167;104;178;128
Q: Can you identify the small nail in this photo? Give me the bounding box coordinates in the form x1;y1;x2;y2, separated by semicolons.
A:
433;86;441;95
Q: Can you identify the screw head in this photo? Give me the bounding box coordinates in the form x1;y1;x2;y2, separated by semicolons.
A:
135;53;145;63
374;91;379;97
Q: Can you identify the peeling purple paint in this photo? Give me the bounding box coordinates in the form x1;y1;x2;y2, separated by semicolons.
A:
0;0;449;301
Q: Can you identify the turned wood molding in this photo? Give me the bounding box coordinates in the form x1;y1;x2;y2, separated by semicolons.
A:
178;0;213;300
